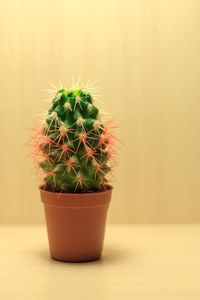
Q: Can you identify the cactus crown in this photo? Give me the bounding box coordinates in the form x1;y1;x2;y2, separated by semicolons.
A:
31;87;116;193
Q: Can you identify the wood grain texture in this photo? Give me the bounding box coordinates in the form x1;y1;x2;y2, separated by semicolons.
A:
0;0;200;223
0;224;200;299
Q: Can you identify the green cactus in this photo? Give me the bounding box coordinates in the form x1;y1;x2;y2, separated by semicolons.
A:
31;87;116;193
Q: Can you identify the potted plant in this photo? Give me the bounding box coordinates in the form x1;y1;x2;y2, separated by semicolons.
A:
30;84;117;262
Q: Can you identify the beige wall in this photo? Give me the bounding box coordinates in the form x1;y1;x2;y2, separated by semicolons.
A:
0;0;200;223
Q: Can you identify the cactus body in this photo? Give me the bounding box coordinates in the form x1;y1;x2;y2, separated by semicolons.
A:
31;88;116;193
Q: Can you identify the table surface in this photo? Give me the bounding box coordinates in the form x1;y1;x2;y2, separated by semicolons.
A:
0;224;200;300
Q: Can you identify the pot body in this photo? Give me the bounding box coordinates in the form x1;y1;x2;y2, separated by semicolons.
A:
40;188;112;262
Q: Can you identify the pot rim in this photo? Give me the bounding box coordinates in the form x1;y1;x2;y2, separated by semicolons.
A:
39;185;113;208
39;184;113;196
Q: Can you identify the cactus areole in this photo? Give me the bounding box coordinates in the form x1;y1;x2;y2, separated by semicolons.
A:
32;87;116;194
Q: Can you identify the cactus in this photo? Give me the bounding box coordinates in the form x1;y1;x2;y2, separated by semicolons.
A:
30;87;116;193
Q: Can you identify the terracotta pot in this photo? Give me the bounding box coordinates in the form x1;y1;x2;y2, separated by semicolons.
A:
40;187;112;262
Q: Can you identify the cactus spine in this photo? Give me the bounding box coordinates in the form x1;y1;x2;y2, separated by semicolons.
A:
31;87;116;193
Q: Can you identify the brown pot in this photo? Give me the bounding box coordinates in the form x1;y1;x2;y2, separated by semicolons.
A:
40;187;112;262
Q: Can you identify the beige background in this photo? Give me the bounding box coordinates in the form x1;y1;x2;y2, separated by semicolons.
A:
0;0;200;223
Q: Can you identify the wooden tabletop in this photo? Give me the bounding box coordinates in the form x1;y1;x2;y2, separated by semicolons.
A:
0;224;199;299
